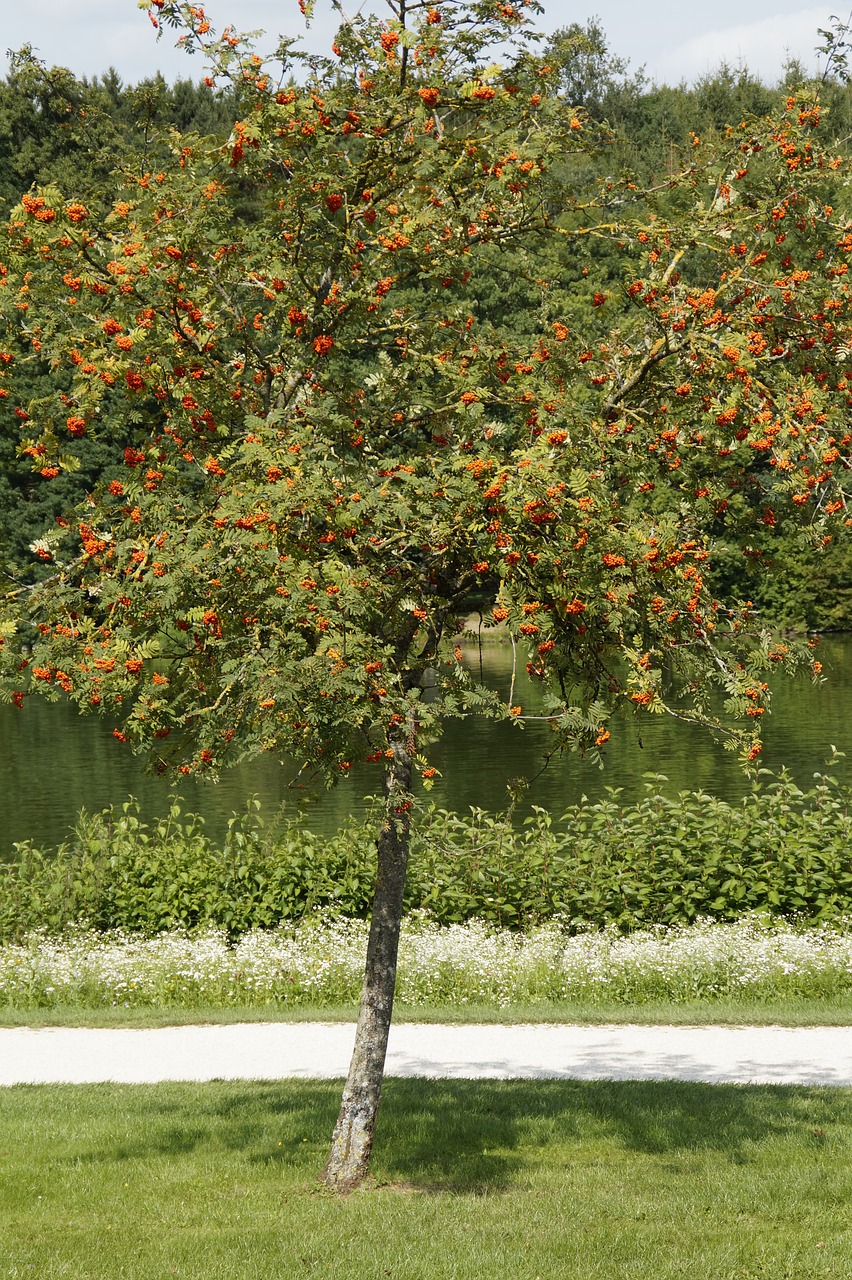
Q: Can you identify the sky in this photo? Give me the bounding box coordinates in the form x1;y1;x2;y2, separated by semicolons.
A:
0;0;845;88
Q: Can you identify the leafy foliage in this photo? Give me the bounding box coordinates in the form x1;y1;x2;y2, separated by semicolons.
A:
3;18;852;631
2;1;851;797
0;57;236;214
3;767;852;940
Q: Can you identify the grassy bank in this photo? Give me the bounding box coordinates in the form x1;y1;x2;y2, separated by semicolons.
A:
4;996;852;1029
4;767;852;939
2;917;852;1022
1;921;849;1029
3;1078;850;1278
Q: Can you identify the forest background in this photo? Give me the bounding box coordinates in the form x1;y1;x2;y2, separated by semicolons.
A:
2;16;852;635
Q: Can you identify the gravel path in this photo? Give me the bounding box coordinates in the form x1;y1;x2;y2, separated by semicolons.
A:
2;1022;852;1086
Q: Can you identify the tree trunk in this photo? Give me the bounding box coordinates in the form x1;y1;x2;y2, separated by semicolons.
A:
321;726;413;1192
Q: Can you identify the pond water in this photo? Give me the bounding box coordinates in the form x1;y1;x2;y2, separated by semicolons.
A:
2;634;851;856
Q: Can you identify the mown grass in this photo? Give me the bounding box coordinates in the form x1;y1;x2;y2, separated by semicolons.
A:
2;1077;850;1278
3;995;852;1028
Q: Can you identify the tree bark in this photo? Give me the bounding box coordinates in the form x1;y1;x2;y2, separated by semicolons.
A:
321;725;413;1192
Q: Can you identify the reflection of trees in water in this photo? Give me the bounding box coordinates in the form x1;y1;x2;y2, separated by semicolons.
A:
1;637;849;856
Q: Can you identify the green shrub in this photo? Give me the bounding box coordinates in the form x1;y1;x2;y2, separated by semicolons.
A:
411;768;852;930
0;798;377;941
1;766;851;940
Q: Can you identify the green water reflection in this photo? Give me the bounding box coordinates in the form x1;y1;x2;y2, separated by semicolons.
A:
1;636;850;855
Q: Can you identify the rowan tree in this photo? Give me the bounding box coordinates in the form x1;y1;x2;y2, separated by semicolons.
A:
1;0;851;1189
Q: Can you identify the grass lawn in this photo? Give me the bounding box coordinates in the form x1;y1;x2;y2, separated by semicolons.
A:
1;1077;849;1279
3;995;852;1028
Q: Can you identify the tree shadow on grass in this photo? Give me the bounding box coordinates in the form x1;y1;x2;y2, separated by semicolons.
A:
372;1078;851;1193
43;1077;852;1194
35;1079;341;1168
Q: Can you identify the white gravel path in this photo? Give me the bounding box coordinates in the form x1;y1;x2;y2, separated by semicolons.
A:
1;1022;851;1086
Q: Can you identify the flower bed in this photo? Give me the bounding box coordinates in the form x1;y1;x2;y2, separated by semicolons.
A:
3;916;851;1010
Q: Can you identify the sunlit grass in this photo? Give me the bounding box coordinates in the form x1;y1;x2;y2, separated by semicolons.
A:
3;996;852;1029
2;1078;850;1279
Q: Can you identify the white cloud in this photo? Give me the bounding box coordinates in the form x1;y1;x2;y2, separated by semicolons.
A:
3;0;363;83
654;6;836;84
